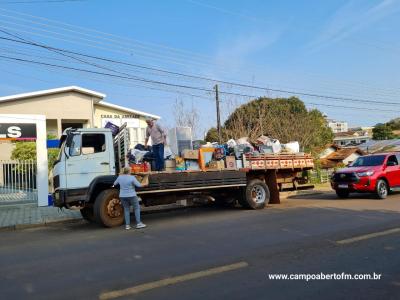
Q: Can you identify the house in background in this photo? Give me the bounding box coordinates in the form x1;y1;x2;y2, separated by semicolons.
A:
333;130;371;146
320;145;365;170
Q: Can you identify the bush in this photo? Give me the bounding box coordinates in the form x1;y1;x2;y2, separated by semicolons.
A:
11;142;60;170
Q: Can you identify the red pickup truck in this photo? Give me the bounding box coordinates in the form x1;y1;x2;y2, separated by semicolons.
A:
331;152;400;199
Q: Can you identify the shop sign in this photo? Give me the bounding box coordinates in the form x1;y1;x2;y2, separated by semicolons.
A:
0;123;37;140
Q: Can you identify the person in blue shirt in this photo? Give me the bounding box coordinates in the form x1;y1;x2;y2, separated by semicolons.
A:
113;167;147;230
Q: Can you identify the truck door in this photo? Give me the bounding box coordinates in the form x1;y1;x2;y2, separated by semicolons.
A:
385;155;400;188
66;132;112;190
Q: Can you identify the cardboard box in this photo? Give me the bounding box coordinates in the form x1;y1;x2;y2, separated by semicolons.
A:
185;160;200;171
182;149;199;160
134;174;149;186
236;160;243;169
165;159;176;168
225;156;237;170
208;160;225;170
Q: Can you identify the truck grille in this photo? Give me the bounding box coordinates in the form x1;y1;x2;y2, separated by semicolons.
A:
332;172;359;183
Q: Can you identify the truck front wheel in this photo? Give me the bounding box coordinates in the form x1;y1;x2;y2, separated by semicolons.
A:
239;179;269;209
80;207;95;222
94;189;124;227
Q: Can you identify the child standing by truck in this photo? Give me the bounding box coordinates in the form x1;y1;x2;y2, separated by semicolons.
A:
113;167;147;230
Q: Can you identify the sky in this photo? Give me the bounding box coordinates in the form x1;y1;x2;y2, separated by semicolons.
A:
0;0;399;137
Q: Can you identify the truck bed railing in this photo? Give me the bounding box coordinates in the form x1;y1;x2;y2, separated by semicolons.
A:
243;153;314;170
113;123;129;173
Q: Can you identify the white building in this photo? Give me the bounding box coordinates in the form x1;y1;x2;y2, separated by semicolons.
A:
327;119;348;133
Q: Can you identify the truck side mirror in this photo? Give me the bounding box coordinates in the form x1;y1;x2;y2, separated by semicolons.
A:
387;161;397;167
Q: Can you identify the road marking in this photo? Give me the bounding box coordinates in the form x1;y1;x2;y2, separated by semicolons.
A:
337;228;400;245
99;261;248;300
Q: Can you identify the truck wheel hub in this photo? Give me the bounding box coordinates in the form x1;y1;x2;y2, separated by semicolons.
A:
107;198;122;218
251;185;265;204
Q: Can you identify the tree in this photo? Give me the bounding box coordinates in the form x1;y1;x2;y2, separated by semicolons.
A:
372;123;395;140
219;97;333;153
172;99;200;139
11;141;60;170
387;117;400;130
205;127;219;142
11;142;36;161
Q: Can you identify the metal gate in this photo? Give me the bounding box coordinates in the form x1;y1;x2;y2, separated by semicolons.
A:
0;160;37;204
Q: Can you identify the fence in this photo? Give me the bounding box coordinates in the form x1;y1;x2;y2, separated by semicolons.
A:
308;168;333;184
0;160;37;204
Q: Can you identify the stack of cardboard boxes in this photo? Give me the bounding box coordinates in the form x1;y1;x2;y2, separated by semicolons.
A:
164;148;239;172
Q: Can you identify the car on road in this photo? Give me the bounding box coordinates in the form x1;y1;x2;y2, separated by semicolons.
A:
331;152;400;199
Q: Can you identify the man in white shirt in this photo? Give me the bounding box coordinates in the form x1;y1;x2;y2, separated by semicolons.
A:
145;118;167;171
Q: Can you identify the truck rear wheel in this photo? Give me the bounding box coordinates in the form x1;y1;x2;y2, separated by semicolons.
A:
239;179;269;209
80;207;95;222
94;189;124;227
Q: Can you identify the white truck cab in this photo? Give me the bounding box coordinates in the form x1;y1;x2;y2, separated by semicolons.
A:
53;128;117;208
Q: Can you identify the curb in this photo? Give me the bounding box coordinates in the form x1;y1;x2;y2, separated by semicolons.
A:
0;217;83;232
281;189;332;199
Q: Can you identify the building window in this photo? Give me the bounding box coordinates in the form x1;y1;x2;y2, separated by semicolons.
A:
140;128;146;144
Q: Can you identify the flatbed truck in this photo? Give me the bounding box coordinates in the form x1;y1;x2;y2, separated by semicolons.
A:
52;125;314;227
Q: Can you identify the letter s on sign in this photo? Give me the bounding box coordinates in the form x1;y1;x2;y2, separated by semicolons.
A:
7;126;22;138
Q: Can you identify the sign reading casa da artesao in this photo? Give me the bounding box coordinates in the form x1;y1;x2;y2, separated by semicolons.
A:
0;123;37;140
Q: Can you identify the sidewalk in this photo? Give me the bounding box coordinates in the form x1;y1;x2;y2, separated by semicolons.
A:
0;203;82;230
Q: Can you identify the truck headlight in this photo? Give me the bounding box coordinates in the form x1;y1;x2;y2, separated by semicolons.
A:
357;171;374;177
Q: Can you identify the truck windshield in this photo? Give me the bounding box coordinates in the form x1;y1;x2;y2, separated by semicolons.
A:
351;155;386;167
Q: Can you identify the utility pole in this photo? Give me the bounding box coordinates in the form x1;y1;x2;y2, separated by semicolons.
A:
214;84;222;144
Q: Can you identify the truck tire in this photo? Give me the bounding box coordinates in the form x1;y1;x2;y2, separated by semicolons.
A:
239;179;269;209
336;189;349;199
375;179;388;199
80;207;95;222
94;189;124;227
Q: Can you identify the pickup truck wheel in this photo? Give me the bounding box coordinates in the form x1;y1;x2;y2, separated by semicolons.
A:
239;179;269;209
80;207;95;222
375;179;388;199
94;189;124;227
336;189;349;198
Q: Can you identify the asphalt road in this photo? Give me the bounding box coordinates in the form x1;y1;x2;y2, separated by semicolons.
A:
1;191;400;300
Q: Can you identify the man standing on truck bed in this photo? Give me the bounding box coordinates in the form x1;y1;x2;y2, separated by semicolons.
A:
145;117;166;171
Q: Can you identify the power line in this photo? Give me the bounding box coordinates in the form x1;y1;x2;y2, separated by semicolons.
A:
1;7;400;97
1;33;400;108
0;53;398;114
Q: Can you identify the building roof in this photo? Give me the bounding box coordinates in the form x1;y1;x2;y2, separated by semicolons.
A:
320;146;364;168
326;147;364;161
97;101;160;119
334;131;357;137
0;86;106;103
0;86;161;120
358;139;400;153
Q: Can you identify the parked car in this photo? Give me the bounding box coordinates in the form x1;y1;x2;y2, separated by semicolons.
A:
331;152;400;199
